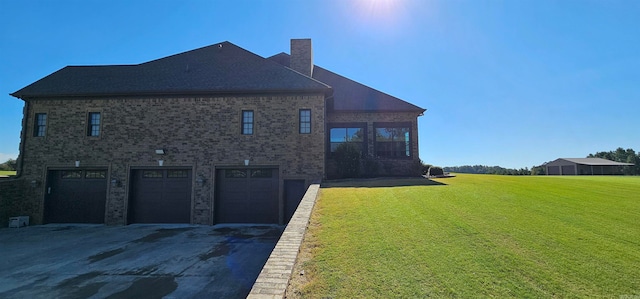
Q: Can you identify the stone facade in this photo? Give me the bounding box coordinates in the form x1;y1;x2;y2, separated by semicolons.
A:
326;111;422;178
18;93;325;225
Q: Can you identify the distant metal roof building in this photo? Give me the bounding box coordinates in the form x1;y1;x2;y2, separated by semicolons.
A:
546;158;634;175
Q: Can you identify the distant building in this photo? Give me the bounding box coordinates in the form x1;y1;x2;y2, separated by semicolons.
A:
546;158;634;175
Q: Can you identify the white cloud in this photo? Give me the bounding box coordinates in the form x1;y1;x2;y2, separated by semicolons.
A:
0;153;18;162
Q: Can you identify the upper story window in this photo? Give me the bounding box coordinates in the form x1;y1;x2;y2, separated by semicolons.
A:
33;113;47;137
242;110;254;135
329;125;366;156
375;125;411;158
87;112;101;136
299;109;311;134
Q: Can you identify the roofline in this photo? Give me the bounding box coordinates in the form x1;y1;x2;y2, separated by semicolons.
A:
329;108;427;114
553;158;634;166
10;88;333;100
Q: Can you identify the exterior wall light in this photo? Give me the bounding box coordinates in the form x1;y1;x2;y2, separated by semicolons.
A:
155;149;165;155
244;159;250;166
111;179;120;187
30;180;39;188
196;176;206;186
75;161;80;167
158;160;164;167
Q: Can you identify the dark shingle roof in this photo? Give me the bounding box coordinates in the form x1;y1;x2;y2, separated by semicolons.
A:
11;42;331;98
268;53;425;113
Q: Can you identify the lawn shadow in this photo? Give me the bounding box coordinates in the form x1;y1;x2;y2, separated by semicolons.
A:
321;176;449;188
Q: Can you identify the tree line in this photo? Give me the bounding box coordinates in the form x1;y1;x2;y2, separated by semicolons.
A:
443;165;531;175
0;159;16;171
443;147;639;176
587;147;640;175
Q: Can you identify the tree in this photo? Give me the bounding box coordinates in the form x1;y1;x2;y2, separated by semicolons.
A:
0;159;17;171
531;165;546;175
588;147;639;175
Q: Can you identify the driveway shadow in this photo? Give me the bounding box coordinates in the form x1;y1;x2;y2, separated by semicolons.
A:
321;176;448;188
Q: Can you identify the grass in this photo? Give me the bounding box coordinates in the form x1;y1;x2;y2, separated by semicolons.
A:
290;174;640;298
0;171;16;177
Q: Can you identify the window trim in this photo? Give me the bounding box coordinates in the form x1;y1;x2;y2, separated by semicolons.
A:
33;113;47;137
241;110;254;135
373;122;413;159
87;112;102;137
299;109;311;134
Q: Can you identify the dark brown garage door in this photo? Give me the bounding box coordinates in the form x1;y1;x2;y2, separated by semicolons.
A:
216;168;278;224
45;169;107;224
129;169;192;224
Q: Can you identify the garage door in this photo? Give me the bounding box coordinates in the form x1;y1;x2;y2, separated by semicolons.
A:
216;168;278;224
561;165;576;175
129;169;192;224
45;169;107;224
547;166;560;175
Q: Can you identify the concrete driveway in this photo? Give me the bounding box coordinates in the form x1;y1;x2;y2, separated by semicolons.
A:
0;224;283;299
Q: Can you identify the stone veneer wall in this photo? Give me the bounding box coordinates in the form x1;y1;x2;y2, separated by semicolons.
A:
18;93;325;225
326;111;422;178
0;179;25;227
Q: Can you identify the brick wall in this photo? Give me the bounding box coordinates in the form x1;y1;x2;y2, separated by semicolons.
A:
19;93;325;225
326;111;422;178
0;178;26;227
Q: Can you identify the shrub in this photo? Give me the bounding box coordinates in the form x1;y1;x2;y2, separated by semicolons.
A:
427;166;444;177
362;156;380;177
334;143;361;178
420;160;433;175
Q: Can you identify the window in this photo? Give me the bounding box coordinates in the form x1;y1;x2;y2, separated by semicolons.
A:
329;126;366;156
142;170;163;178
375;126;411;158
251;169;272;178
85;170;107;179
34;113;47;137
299;109;311;134
61;170;82;179
87;112;101;136
225;169;247;178
241;110;253;135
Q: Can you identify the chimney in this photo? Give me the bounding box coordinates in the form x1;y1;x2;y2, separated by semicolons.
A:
290;39;313;77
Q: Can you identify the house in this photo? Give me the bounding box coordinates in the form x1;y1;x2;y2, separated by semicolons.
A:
545;158;634;175
8;39;425;226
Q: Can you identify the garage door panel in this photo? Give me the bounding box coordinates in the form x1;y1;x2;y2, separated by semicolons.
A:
45;170;107;224
216;168;278;224
129;169;192;224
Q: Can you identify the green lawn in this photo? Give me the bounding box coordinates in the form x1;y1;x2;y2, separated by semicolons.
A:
292;174;640;298
0;171;16;177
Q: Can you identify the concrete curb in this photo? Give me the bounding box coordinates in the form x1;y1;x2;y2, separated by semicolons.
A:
247;183;320;299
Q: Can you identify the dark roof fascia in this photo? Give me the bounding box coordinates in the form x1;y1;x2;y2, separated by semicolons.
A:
11;88;333;100
328;108;426;115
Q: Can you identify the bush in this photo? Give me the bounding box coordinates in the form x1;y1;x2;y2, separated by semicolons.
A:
427;166;444;177
362;156;380;177
334;143;361;178
420;161;433;175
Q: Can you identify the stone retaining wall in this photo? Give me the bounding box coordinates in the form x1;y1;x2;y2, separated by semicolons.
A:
247;183;320;298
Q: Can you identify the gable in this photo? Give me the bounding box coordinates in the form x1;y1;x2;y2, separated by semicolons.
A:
12;42;331;99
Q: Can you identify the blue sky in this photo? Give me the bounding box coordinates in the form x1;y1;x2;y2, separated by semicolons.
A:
1;0;639;169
